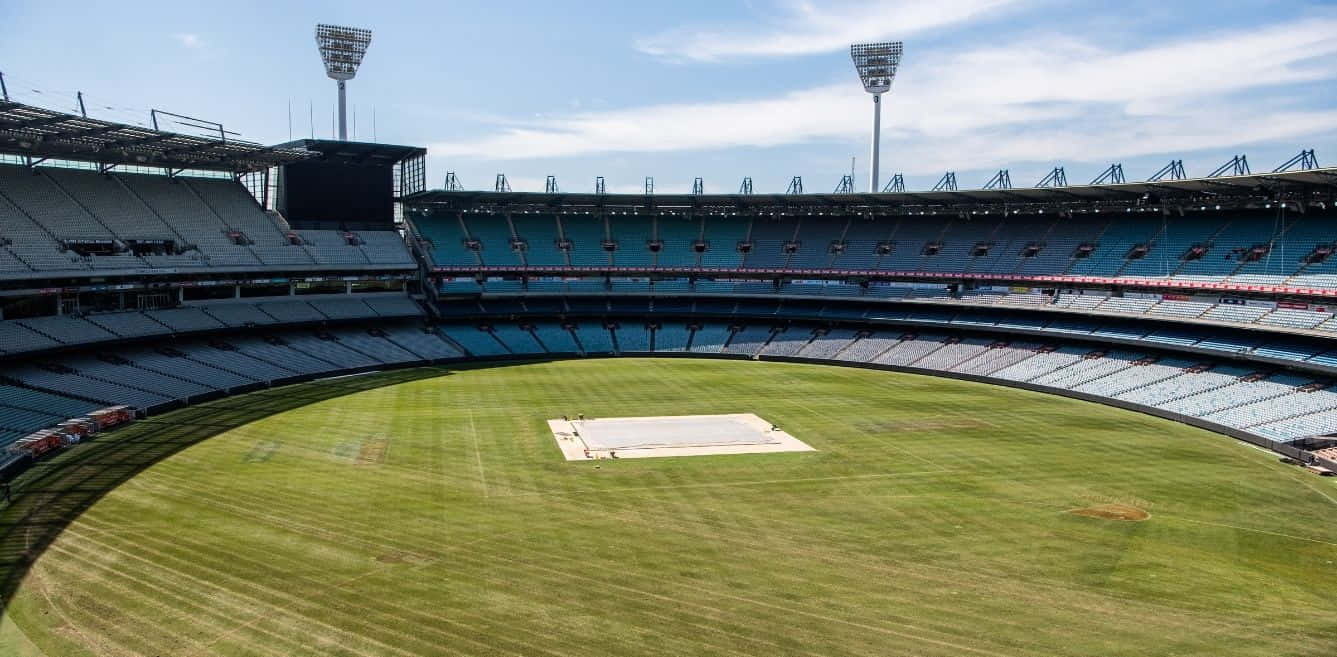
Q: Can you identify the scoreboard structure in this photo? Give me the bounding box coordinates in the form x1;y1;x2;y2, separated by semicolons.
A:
274;139;426;231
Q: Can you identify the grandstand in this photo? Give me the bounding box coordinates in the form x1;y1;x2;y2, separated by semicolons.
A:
0;91;1335;531
0;57;1335;655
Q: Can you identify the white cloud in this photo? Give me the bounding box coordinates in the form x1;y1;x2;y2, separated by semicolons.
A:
431;17;1337;173
173;33;204;49
635;0;1023;61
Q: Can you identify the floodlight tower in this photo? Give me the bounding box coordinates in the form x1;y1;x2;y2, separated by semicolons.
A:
850;41;903;193
315;24;373;141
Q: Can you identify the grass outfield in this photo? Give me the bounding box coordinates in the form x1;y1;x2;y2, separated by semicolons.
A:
2;357;1337;656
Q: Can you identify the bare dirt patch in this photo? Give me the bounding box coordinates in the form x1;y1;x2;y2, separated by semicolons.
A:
1067;503;1150;522
356;437;389;466
376;551;411;564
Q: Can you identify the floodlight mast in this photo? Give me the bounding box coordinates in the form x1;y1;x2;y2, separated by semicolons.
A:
851;42;903;193
315;24;372;141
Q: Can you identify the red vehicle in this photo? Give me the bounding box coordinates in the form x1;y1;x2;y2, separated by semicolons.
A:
16;431;64;458
90;406;132;431
58;418;93;438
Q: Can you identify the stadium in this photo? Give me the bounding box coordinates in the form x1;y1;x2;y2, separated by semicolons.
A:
2;14;1337;657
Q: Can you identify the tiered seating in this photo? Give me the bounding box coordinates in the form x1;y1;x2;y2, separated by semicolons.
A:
609;216;653;268
1095;297;1158;314
1252;409;1337;441
256;300;327;323
1072;358;1194;396
1031;350;1138;389
688;323;732;353
573;323;615;353
787;217;845;269
1158;373;1308;418
655;217;700;268
184;178;288;246
951;342;1042;375
1146;299;1212;319
9;362;172;408
615;323;651;352
307;297;375;320
439;326;509;357
464;214;522;268
228;336;339;375
148;307;226;333
17;315;115;346
874;334;948;366
0;181;85;272
760;328;811;356
491;324;544;354
699;216;745;268
297;230;369;266
418;213;478;267
990;346;1086;382
560;215;608;267
1052;294;1108;310
181;340;297;381
1115;365;1250;406
652;324;690;352
794;329;856;359
0;321;61;353
914;337;992;370
0;165;412;273
85;311;171;338
124;346;255;390
330;328;422;363
1199;304;1270;324
44;169;180;242
0;384;100;444
355;231;415;266
379;325;463;360
283;333;381;369
440;278;484;294
923;218;1001;274
362;295;421;317
878;219;943;271
510;214;565;267
723;325;773;356
533;323;580;353
1259;308;1331;330
116;172;260;268
0;166;117;242
835;334;898;362
201;302;281;327
1205;381;1337;429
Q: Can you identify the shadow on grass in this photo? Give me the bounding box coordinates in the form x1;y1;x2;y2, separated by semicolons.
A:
0;365;458;613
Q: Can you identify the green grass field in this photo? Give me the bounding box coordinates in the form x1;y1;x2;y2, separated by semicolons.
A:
2;358;1336;656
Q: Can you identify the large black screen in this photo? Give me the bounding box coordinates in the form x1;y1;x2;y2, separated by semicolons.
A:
279;160;394;230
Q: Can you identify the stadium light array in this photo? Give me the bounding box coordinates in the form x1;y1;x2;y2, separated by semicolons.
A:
315;23;372;141
851;41;903;193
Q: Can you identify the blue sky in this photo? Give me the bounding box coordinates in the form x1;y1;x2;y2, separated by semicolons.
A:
3;0;1336;194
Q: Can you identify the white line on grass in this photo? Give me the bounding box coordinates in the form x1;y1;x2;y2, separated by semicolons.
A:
468;409;488;498
786;398;941;467
1299;479;1337;509
1164;516;1337;548
495;468;956;498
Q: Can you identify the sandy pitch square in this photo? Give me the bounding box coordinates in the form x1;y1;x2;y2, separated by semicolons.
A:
548;413;815;460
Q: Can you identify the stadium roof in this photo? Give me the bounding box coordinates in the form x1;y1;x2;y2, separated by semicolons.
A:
406;168;1337;210
0;101;317;173
271;139;426;166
